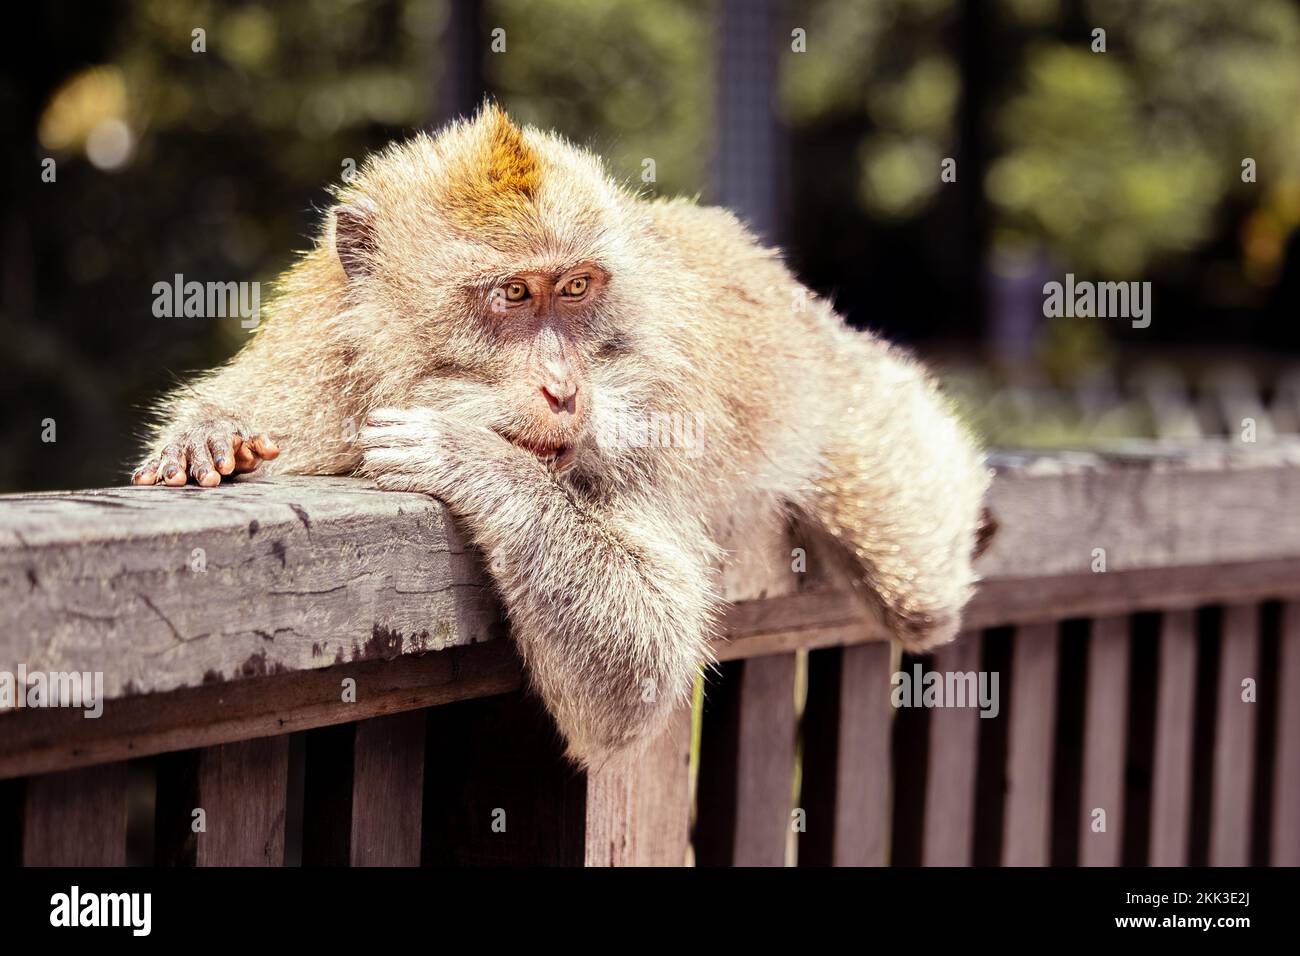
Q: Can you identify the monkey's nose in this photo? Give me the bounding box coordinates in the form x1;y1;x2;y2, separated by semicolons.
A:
541;382;578;415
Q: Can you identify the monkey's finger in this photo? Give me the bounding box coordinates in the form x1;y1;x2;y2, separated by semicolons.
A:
249;434;280;460
133;458;162;485
188;442;220;488
233;442;262;473
208;436;236;476
358;424;438;449
159;445;189;487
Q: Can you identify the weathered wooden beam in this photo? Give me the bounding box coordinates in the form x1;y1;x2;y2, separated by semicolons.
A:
1;444;1298;783
0;640;521;780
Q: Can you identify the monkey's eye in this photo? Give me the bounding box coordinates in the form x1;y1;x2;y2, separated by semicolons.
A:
560;276;589;298
503;281;530;302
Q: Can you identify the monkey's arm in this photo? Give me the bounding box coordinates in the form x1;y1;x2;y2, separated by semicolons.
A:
804;347;991;652
358;407;717;768
133;322;362;486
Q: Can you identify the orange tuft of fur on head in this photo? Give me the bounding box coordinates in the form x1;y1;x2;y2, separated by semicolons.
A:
443;105;542;230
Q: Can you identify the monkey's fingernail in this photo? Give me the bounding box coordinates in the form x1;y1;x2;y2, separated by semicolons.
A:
214;456;227;469
164;465;178;479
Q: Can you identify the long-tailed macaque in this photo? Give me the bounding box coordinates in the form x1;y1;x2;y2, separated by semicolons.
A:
134;106;990;768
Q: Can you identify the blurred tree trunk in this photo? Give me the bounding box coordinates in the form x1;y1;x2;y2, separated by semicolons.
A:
438;0;486;123
714;0;785;244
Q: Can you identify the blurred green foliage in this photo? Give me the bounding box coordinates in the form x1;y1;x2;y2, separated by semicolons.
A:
780;0;1300;279
10;0;1300;492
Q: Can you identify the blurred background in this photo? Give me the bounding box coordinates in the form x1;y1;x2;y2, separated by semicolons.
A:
4;0;1300;493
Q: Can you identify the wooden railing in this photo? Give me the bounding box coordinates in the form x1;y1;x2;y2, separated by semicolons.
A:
1;444;1297;866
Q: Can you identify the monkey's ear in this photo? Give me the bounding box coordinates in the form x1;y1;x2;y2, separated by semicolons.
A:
333;198;378;280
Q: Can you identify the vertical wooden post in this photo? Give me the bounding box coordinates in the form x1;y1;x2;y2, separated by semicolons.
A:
301;711;427;866
800;642;894;866
584;707;692;866
22;762;127;866
156;736;289;866
1209;603;1259;866
1001;622;1059;866
922;635;983;866
1150;609;1196;865
1078;616;1130;866
696;654;798;866
1273;601;1300;865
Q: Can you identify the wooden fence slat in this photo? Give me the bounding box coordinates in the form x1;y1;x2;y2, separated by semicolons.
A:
799;642;894;866
696;654;798;866
1209;603;1260;866
301;711;427;866
22;763;127;866
732;653;798;866
351;711;427;865
1274;601;1300;865
156;736;289;866
584;706;692;866
1078;616;1130;866
1001;622;1059;866
1150;608;1197;865
922;635;982;866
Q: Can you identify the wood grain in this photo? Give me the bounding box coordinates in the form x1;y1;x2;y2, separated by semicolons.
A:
156;736;288;866
922;635;983;866
1077;616;1130;866
0;639;521;781
0;477;502;700
584;706;692;866
21;763;127;866
301;711;427;866
1001;622;1059;866
1272;601;1300;865
800;642;894;866
3;446;1298;714
1149;609;1197;866
1209;603;1259;866
695;655;798;866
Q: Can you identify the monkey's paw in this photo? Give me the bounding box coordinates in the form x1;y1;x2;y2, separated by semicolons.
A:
359;407;543;508
132;422;279;488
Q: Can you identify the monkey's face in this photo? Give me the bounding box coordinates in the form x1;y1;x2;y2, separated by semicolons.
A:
331;107;664;477
471;262;610;469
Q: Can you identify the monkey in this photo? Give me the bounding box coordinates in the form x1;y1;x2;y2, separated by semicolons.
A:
133;105;991;769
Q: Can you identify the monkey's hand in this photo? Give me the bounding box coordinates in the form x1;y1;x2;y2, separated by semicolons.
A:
132;418;280;487
356;406;533;499
357;407;718;769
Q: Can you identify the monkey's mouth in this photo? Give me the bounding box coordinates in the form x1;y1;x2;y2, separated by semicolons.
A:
501;433;577;471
